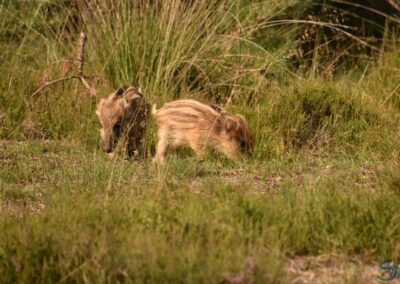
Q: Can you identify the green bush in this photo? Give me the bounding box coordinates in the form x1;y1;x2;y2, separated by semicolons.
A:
272;84;381;149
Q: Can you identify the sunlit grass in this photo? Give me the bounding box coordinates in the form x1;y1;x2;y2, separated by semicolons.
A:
0;0;400;283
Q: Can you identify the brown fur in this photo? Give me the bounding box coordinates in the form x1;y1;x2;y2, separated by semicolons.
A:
96;86;148;157
152;99;253;164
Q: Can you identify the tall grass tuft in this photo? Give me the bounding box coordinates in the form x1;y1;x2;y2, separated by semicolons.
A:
0;0;293;144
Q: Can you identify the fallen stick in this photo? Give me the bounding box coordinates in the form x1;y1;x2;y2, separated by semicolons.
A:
31;32;96;97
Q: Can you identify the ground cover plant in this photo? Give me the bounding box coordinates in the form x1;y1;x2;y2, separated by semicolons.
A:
1;0;400;283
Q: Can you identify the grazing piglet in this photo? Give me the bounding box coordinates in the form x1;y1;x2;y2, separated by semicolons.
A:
96;86;148;157
152;99;253;164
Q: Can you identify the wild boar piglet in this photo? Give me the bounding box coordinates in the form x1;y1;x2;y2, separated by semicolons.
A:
96;86;148;157
152;99;253;164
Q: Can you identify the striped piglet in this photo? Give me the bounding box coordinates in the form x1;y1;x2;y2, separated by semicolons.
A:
152;99;253;164
96;86;148;157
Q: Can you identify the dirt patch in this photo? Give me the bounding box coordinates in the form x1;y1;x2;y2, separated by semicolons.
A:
285;255;400;284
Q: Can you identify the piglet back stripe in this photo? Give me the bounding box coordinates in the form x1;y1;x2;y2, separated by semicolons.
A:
157;100;221;119
157;110;200;119
162;100;220;114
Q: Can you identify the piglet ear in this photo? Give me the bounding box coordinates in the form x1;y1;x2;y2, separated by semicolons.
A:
124;88;142;105
111;88;124;100
235;115;247;127
115;87;124;96
224;116;237;132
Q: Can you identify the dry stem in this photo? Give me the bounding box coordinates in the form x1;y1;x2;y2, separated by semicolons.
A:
31;32;96;97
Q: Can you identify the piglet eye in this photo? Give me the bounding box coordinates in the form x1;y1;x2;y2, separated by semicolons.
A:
238;139;246;150
113;122;122;130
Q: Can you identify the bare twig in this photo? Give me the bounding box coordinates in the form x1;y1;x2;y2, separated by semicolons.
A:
31;75;79;97
80;77;91;90
77;32;86;78
31;32;96;97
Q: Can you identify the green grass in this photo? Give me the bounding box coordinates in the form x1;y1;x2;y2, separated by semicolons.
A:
1;0;400;283
0;141;399;283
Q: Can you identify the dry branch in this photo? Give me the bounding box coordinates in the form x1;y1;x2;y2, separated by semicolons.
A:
31;75;79;97
77;32;86;78
31;32;96;97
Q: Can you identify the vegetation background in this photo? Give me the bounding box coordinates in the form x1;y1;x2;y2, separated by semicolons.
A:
1;0;400;283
